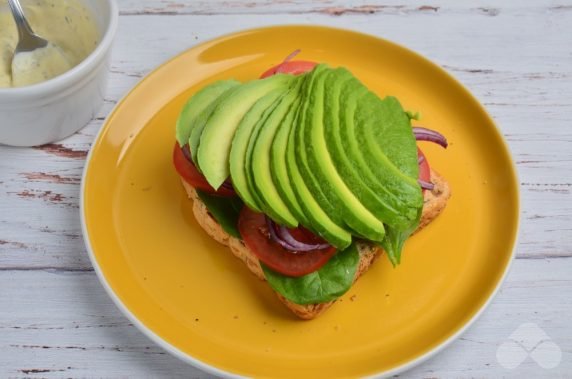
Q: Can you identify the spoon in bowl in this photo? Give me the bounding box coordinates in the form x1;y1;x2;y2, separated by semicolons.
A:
7;0;72;87
7;0;48;53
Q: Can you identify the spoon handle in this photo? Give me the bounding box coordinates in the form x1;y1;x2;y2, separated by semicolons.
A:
7;0;47;51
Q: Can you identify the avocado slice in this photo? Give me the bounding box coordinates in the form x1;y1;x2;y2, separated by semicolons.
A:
286;65;352;249
230;88;285;212
294;65;345;227
322;68;402;227
322;69;422;263
249;77;305;227
352;93;423;264
332;75;421;230
197;74;294;189
299;68;386;241
352;91;422;225
359;95;420;179
175;80;240;147
338;79;404;219
269;97;310;226
188;85;240;166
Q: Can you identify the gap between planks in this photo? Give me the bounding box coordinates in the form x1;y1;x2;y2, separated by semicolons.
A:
114;2;572;17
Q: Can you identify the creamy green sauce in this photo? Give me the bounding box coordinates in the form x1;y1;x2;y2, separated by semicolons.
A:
0;0;100;88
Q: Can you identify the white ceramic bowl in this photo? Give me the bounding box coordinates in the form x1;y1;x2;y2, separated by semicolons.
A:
0;0;118;147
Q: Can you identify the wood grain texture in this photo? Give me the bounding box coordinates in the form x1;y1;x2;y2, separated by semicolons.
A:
0;0;571;377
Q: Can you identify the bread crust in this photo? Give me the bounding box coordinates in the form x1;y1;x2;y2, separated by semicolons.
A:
182;170;450;319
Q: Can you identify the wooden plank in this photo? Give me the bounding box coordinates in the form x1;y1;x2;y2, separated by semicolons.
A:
0;258;570;377
116;0;572;15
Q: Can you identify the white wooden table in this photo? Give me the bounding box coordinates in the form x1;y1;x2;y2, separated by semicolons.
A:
1;1;571;377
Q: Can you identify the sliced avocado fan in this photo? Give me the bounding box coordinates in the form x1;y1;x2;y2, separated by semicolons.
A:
181;64;423;258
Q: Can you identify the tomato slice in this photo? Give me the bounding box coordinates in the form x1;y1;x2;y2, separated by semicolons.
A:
260;60;317;79
172;143;236;196
238;207;337;277
417;147;431;190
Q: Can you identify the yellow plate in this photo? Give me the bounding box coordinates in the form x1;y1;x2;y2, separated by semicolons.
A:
82;25;519;377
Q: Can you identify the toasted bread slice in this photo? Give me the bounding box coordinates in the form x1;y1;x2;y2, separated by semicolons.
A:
182;170;450;319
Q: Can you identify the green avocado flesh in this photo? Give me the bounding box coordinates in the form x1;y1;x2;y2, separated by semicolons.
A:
179;63;423;262
175;80;240;148
286;65;353;249
230;88;285;213
269;96;310;226
249;78;305;227
188;84;241;166
197;74;295;189
299;66;386;242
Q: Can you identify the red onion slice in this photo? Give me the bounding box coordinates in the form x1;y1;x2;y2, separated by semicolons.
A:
182;144;193;162
418;179;435;191
265;216;331;252
265;216;299;251
276;224;330;251
220;179;234;190
281;49;301;64
275;49;301;74
413;127;448;148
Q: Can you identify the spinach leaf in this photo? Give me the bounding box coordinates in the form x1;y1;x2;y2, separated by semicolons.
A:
262;243;359;305
196;190;243;239
380;226;408;266
381;208;421;266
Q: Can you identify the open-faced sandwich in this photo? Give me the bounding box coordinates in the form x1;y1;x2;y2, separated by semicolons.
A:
173;51;451;319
